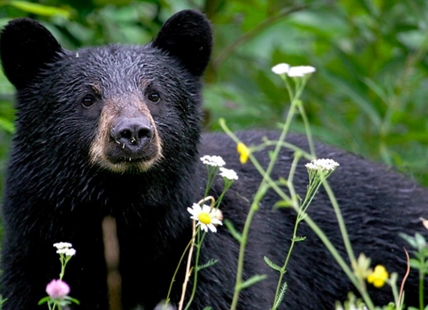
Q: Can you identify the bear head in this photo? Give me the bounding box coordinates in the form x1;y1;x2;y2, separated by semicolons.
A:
0;10;212;175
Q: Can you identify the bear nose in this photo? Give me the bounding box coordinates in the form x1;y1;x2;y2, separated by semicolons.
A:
111;118;154;150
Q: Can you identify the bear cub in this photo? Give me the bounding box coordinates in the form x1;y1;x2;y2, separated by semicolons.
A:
1;9;427;310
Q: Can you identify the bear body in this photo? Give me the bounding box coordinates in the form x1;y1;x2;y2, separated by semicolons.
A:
0;10;427;310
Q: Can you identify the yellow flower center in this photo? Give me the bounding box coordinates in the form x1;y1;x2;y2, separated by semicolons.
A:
198;212;212;225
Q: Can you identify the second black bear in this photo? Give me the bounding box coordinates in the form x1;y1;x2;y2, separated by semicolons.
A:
1;9;427;310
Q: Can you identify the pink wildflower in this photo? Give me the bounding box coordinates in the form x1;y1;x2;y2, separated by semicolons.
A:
46;279;70;299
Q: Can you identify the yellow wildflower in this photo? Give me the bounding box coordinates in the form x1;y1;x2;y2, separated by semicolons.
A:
367;265;389;288
237;142;250;164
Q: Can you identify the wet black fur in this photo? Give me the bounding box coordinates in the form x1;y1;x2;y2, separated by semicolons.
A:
0;10;427;310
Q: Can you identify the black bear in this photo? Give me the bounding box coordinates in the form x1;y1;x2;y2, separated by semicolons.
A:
0;9;427;310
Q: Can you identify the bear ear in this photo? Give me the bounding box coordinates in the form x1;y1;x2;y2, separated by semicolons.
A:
152;10;213;77
0;18;62;89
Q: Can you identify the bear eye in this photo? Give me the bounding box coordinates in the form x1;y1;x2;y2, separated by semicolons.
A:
148;92;160;103
81;95;96;107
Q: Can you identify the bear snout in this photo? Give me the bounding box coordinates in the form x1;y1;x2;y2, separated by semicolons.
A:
111;117;154;151
89;109;163;173
106;115;159;165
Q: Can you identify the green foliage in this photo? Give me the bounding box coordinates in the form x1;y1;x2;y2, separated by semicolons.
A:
196;258;218;272
0;296;5;309
335;292;369;310
263;256;281;271
401;232;428;309
7;1;72;18
237;274;268;290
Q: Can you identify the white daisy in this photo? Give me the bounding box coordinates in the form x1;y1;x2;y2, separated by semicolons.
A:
200;155;226;167
187;203;223;233
271;63;290;75
219;167;238;181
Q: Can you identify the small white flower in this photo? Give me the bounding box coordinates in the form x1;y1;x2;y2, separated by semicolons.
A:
187;203;223;233
200;155;225;167
219;167;238;181
53;242;72;249
56;248;76;256
56;249;68;254
287;66;316;77
65;248;76;256
271;63;290;75
305;158;339;171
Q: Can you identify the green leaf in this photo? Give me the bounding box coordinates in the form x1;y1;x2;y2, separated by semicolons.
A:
278;177;288;185
263;256;281;271
415;232;426;249
65;296;80;305
0;296;7;306
409;258;421;269
238;274;267;290
0;118;14;133
224;219;242;242
202;307;213;310
9;1;71;18
37;297;50;305
273;281;287;309
292;236;306;242
197;259;218;271
400;233;417;249
273;200;293;208
389;272;398;284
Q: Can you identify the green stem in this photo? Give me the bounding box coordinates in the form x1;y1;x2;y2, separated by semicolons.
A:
389;277;400;310
272;219;301;309
215;182;232;209
252;141;312;158
271;154;302;309
204;167;218;199
166;235;195;304
420;270;424;310
301;215;362;290
285;153;301;208
293;189;374;309
184;231;207;310
272;165;330;309
59;256;66;280
272;217;301;309
296;100;315;157
240;153;375;309
229;96;300;309
249;156;365;302
229;189;267;310
322;182;356;274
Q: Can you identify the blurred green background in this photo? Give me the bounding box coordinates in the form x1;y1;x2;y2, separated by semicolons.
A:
0;0;428;197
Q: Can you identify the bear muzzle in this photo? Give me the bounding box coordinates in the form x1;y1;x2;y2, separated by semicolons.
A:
111;117;154;152
89;111;163;173
106;117;158;164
